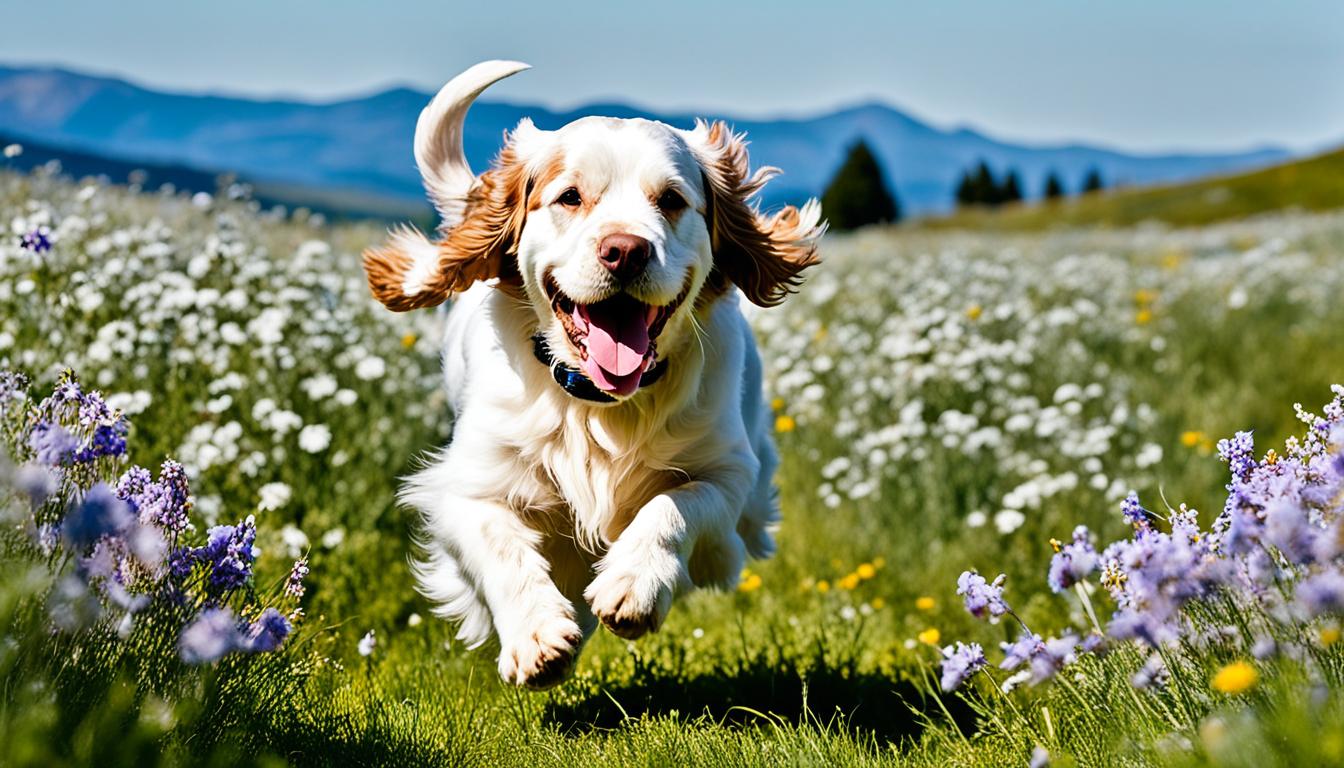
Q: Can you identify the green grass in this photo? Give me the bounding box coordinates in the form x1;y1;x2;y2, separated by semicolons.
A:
3;166;1344;766
922;147;1344;231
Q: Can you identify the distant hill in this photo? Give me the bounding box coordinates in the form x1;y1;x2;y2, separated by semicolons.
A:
921;146;1344;231
0;130;429;222
0;64;1294;217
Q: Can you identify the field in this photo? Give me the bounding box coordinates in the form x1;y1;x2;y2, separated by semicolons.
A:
927;147;1344;231
3;162;1344;767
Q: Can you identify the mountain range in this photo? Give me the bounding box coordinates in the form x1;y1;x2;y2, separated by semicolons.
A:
0;64;1293;219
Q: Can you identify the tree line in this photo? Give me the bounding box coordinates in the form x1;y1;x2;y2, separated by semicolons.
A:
819;138;1111;231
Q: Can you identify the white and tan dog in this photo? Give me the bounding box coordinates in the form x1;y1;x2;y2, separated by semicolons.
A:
364;61;823;688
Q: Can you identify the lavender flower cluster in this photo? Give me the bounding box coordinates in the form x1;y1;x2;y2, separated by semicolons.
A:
1;369;306;664
941;385;1344;693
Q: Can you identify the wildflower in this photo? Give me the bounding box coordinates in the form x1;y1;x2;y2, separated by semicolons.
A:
243;607;292;652
1135;308;1153;325
856;562;877;579
917;628;941;645
199;516;258;592
64;483;133;548
1180;431;1204;448
1000;631;1045;671
180;607;245;664
1132;653;1168;689
870;597;885;610
20;227;52;253
257;482;292;512
775;414;796;433
957;571;1008;619
14;463;56;507
401;332;417;348
838;572;861;590
1216;431;1256;481
1210;660;1257;694
1030;746;1050;768
965;304;982;321
1120;491;1151;529
939;642;986;691
738;570;763;592
1296;570;1344;617
286;557;310;599
815;579;830;593
915;596;935;611
1047;525;1099;593
297;423;332;453
358;629;377;657
29;422;78;466
1320;625;1341;646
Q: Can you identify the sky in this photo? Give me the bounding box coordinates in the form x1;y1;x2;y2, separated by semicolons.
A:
3;0;1341;153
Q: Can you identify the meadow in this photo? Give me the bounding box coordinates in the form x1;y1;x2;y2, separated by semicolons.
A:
3;160;1344;767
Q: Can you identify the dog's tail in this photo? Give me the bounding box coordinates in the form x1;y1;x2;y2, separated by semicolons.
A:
415;60;530;230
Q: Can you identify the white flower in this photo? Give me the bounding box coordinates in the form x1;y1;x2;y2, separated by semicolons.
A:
279;524;309;558
321;527;346;549
355;356;386;380
257;482;292;512
407;613;423;627
297;424;332;453
966;510;987;528
301;374;338;400
994;510;1026;534
358;630;377;657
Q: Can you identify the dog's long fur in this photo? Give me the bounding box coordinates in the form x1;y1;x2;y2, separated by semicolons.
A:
364;61;823;688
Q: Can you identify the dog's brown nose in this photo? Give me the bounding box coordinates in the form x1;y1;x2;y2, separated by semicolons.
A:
597;233;652;281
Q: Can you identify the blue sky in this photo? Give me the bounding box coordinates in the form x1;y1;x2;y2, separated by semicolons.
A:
3;0;1341;153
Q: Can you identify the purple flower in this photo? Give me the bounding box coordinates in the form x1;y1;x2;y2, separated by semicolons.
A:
117;461;192;534
1296;570;1344;617
1217;430;1257;481
243;607;292;652
940;641;987;691
1029;635;1079;683
957;571;1009;619
1048;526;1099;593
1131;653;1168;689
179;607;245;664
71;420;128;462
29;422;77;466
200;515;257;592
1000;631;1045;671
20;227;51;253
285;557;309;599
1120;492;1151;529
63;483;133;548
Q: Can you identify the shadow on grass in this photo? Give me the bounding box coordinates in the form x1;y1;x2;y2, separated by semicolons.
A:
544;652;976;745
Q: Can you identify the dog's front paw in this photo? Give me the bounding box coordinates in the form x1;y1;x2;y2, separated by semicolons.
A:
585;547;683;639
498;615;584;690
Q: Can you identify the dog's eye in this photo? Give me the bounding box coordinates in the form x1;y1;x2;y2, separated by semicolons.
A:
555;187;582;208
656;189;688;214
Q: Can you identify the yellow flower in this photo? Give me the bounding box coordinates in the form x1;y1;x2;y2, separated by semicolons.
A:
1181;430;1205;448
1161;252;1186;270
870;597;885;610
775;414;796;433
816;580;830;593
917;628;941;645
1134;288;1158;306
1321;626;1341;646
965;304;982;321
915;596;936;611
812;325;828;342
770;396;785;412
873;556;886;568
1135;308;1153;325
401;332;417;348
1211;660;1258;694
738;572;763;593
839;572;861;590
856;562;877;580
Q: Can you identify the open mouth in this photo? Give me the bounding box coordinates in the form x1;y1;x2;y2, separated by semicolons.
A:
543;274;689;398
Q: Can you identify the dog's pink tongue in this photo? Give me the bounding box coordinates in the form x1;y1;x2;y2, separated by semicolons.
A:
581;357;644;397
581;301;650;378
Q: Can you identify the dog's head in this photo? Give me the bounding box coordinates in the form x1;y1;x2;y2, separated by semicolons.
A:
365;61;824;400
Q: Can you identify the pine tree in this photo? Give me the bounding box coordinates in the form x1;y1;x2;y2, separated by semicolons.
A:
955;171;975;208
971;161;998;206
1001;170;1023;204
1043;172;1065;200
1082;167;1105;194
820;139;900;230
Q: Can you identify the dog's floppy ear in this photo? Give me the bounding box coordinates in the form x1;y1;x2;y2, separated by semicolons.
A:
364;60;535;312
686;120;825;307
363;143;531;311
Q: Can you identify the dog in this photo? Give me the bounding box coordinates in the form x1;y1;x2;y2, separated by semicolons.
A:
364;61;823;688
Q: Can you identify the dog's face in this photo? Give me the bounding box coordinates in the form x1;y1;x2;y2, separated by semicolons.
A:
517;118;713;396
366;102;823;401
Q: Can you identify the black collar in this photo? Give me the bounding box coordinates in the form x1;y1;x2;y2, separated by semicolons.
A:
531;334;668;403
